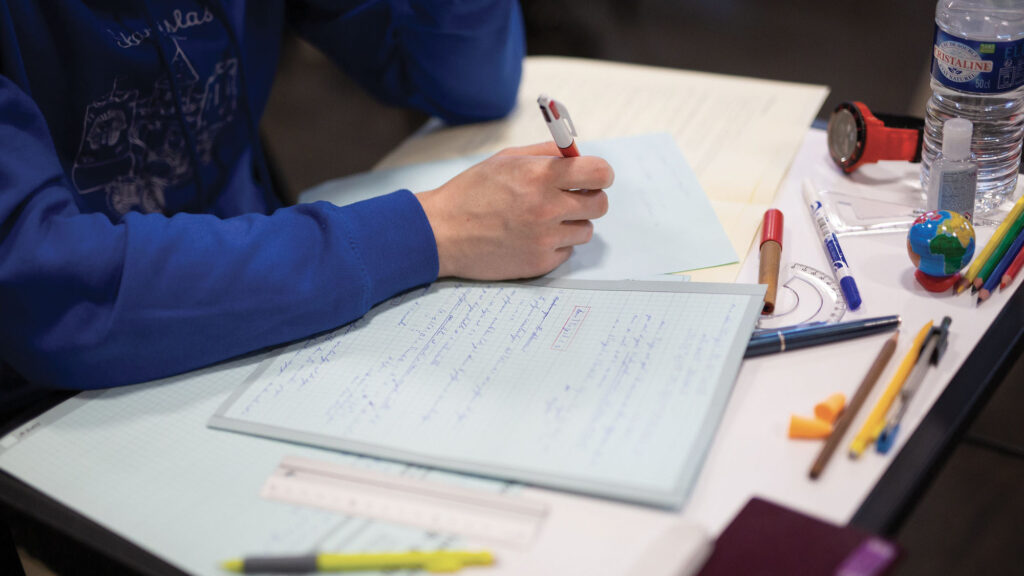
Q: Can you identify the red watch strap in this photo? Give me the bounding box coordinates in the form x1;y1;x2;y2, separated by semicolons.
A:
861;125;922;166
856;103;924;166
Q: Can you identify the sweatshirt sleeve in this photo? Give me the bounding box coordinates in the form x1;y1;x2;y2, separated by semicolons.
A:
0;75;439;390
288;0;525;124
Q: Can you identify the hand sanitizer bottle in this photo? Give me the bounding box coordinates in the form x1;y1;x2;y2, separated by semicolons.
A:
928;117;978;222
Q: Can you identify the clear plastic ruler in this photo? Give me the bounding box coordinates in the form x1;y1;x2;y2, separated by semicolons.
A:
757;263;846;330
261;456;548;548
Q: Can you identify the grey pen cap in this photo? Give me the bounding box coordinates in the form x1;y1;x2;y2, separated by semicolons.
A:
242;555;318;573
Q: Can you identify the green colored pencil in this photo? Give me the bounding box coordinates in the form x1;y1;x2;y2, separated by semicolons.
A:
958;193;1024;293
974;209;1024;290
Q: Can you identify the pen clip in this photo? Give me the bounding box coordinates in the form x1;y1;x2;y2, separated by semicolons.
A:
751;321;825;338
928;316;952;365
913;316;951;366
547;98;577;137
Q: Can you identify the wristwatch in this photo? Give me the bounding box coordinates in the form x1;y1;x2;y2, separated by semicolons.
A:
827;101;924;173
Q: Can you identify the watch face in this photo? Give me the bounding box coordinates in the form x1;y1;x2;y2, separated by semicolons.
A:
827;106;862;169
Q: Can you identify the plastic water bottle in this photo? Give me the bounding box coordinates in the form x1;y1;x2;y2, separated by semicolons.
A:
921;0;1024;215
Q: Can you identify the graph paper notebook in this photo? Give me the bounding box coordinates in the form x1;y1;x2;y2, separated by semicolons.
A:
210;279;764;508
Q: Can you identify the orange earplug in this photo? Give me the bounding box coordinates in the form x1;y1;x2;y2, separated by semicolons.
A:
814;393;847;425
788;415;833;439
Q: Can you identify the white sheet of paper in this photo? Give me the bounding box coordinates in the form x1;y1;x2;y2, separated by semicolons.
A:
302;133;736;279
210;279;765;508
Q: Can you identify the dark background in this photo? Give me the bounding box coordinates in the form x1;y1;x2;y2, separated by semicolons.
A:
262;0;940;201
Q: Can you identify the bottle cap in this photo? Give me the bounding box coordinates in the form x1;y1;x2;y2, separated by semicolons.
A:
941;117;973;160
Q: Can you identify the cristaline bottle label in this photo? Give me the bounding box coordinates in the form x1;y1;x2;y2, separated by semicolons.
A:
932;27;1024;94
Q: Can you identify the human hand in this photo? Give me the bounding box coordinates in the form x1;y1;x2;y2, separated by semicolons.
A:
416;142;613;280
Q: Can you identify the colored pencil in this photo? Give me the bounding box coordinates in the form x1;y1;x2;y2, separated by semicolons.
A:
810;332;898;479
1000;241;1024;290
974;213;1024;291
957;194;1024;294
979;225;1024;302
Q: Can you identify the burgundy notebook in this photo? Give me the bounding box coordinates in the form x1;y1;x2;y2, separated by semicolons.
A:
697;497;901;576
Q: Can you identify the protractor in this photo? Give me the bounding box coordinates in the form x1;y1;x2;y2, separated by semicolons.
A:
757;263;846;330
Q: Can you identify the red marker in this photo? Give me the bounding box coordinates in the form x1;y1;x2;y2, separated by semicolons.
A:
759;209;784;314
537;94;579;157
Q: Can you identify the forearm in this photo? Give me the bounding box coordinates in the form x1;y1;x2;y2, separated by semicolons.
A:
2;188;438;390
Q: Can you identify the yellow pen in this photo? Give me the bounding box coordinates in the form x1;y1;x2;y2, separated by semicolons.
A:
220;550;494;574
848;321;933;458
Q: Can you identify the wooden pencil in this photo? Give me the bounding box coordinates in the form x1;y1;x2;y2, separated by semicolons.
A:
958;194;1024;294
980;226;1024;301
972;209;1024;291
810;332;899;479
1000;241;1024;290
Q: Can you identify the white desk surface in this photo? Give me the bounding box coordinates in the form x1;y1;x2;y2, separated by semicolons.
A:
684;128;1021;535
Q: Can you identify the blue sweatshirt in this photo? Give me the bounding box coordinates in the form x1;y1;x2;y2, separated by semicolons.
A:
0;1;524;410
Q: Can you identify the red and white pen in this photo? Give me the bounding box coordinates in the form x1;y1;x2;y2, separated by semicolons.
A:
537;94;579;157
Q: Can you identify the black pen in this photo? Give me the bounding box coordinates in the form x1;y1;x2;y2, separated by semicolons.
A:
745;315;901;358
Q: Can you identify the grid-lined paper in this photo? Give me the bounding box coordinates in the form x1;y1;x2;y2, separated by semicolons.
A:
0;356;499;575
212;280;764;508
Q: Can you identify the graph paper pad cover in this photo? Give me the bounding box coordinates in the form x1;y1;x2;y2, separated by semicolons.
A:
0;356;510;576
211;279;764;508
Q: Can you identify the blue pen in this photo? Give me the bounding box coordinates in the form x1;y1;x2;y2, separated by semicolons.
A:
802;183;862;310
745;315;899;358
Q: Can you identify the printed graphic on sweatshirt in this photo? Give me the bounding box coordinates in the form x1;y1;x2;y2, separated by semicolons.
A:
72;30;238;216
